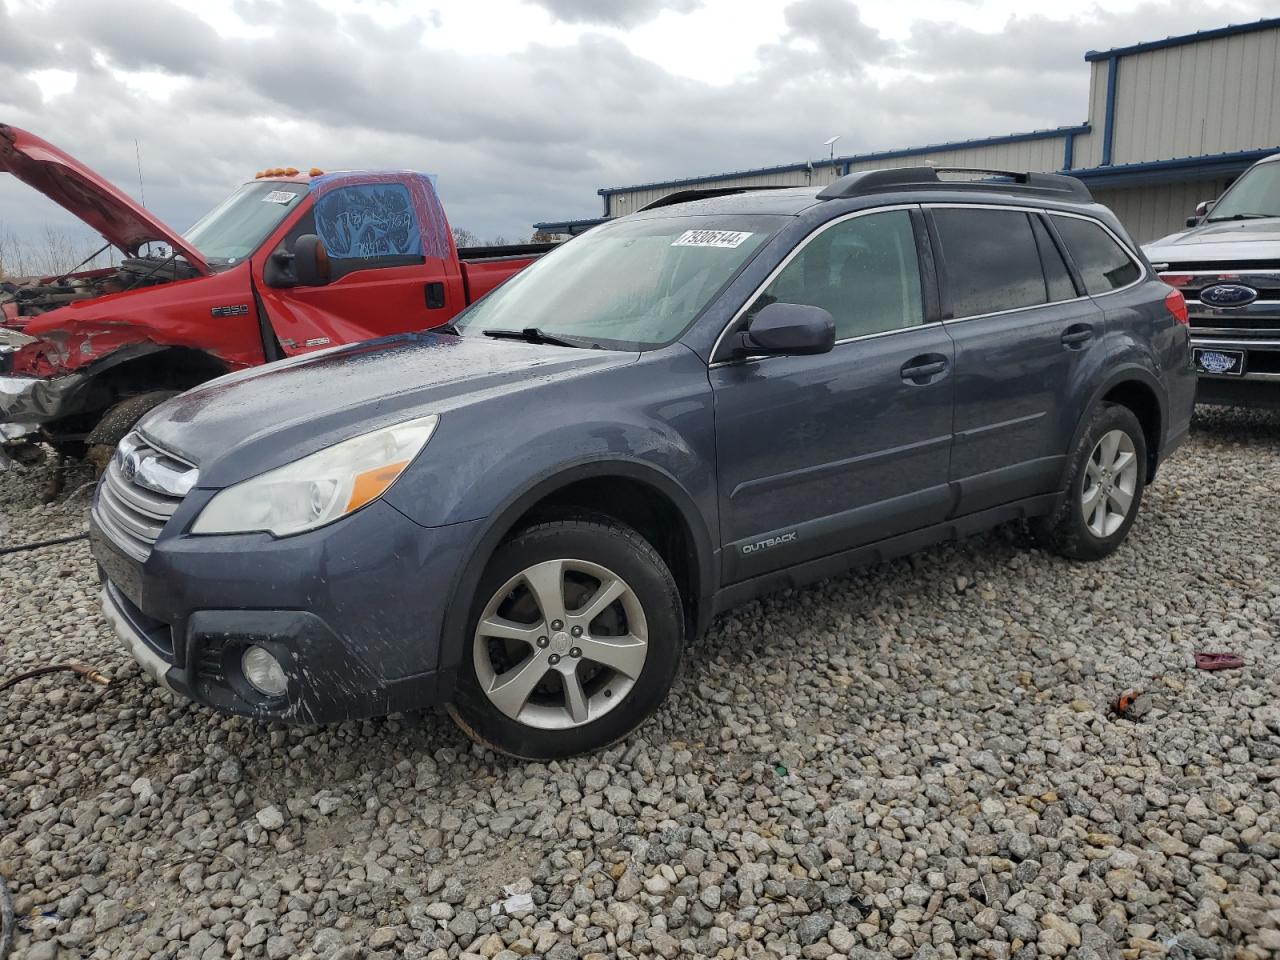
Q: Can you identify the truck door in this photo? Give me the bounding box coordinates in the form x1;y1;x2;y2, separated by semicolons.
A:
253;177;464;356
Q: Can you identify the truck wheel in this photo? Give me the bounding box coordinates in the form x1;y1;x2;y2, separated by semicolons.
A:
85;391;178;475
448;515;684;760
1031;403;1147;561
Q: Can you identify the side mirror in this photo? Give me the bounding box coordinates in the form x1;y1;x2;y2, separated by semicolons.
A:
734;302;835;358
262;234;331;288
292;234;330;286
1188;199;1216;227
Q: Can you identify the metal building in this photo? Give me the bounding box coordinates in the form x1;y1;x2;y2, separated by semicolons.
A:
535;18;1280;244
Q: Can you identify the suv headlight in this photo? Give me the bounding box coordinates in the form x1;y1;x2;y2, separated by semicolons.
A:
191;414;439;537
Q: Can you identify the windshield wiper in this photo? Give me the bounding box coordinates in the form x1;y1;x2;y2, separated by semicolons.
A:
1206;212;1274;221
482;327;596;348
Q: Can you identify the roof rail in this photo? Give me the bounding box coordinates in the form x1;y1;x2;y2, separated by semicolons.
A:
638;185;795;211
817;166;1093;202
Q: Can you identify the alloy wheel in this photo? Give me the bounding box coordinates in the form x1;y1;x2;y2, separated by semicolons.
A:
1082;428;1139;538
473;558;649;730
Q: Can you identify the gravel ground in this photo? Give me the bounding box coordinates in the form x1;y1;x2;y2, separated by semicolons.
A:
2;407;1278;960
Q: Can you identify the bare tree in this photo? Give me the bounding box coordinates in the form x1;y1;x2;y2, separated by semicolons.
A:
451;226;481;249
0;221;113;279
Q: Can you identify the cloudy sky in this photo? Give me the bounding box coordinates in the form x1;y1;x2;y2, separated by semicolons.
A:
0;0;1273;249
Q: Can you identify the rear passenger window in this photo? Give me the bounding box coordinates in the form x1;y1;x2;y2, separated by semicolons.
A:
1031;215;1077;302
932;209;1047;317
751;210;923;340
1052;216;1141;294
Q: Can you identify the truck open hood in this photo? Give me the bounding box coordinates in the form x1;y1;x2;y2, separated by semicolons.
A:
0;124;209;274
1144;216;1280;264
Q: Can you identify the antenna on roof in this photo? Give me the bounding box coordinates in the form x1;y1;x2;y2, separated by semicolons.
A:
823;135;840;162
134;138;149;257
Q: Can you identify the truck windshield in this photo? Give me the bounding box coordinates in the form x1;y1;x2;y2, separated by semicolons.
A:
184;181;309;265
1208;161;1280;221
453;214;785;349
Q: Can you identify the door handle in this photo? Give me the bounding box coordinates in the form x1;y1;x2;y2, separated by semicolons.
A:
1061;324;1094;347
901;355;948;383
425;281;446;309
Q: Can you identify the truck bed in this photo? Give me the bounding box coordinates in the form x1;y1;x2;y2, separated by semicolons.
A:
458;242;560;302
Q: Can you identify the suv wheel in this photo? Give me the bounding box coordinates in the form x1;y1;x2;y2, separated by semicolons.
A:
1032;403;1147;560
448;515;684;759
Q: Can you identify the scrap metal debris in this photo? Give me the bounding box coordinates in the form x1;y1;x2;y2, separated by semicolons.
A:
1195;652;1245;671
1110;688;1152;719
0;531;88;558
0;662;111;693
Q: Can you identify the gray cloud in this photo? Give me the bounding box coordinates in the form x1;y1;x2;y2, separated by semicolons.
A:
44;0;226;77
525;0;700;28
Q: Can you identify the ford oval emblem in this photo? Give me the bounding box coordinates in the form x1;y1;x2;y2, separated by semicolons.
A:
1199;283;1258;307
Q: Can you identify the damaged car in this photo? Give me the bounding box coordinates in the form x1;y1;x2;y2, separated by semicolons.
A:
0;124;554;488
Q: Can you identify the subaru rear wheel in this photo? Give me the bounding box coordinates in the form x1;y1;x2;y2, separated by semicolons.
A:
1032;402;1147;560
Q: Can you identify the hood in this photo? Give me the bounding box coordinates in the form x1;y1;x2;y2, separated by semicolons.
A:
0;124;209;274
1143;216;1280;264
139;332;638;485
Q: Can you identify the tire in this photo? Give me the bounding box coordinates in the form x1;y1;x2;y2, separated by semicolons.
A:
84;391;178;475
448;515;684;760
1031;402;1148;561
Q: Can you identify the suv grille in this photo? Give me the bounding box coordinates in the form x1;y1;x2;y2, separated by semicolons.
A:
93;433;198;562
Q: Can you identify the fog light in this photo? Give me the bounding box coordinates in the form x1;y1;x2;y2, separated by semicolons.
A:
241;645;288;697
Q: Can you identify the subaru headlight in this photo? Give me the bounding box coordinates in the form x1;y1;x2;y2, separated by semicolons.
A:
191;415;438;537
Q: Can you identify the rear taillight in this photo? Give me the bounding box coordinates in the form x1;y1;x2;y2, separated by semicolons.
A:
1165;288;1189;325
1159;273;1193;288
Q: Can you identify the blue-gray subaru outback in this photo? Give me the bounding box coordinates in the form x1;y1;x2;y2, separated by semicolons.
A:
92;166;1195;759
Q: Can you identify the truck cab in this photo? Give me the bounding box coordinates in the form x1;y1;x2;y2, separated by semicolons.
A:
1144;153;1280;408
0;124;552;477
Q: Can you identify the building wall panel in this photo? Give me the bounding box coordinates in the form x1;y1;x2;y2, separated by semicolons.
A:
1074;62;1109;169
1092;178;1232;245
1111;28;1280;163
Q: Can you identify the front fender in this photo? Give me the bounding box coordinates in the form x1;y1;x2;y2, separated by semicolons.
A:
422;456;719;694
380;346;720;691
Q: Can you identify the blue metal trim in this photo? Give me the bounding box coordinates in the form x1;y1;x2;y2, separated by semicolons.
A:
1101;57;1118;166
1063;133;1075;171
597;124;1091;197
1084;17;1280;61
1067;148;1277;188
532;217;608;234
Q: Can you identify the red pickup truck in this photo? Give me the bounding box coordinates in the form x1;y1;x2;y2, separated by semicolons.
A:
0;124;553;482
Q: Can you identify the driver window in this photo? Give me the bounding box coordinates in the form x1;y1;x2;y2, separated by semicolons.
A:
752;210;924;340
313;182;426;280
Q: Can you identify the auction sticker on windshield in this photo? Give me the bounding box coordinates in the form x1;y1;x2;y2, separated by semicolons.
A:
262;191;298;205
672;230;753;248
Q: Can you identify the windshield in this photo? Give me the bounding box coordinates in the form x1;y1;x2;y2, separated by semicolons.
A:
1208;160;1280;221
453;214;785;349
184;181;309;264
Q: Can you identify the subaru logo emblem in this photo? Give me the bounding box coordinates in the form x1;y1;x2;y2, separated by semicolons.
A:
1199;283;1257;307
121;450;141;483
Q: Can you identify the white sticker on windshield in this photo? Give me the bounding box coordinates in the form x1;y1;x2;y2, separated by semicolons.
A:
672;229;753;248
262;190;297;205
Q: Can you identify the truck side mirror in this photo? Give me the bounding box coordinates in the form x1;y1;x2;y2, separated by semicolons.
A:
1187;199;1216;227
293;234;331;286
734;302;835;358
263;234;331;288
